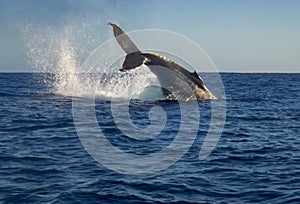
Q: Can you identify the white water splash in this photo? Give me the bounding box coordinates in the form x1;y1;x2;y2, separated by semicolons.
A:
54;37;79;96
95;68;159;99
54;36;159;98
23;24;160;99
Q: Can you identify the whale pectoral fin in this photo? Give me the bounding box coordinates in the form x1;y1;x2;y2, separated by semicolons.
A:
120;52;146;72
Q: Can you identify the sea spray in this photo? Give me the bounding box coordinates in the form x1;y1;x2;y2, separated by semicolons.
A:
55;36;79;96
94;68;159;99
23;24;160;99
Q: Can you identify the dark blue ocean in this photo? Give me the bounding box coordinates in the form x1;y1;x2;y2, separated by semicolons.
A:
0;73;299;203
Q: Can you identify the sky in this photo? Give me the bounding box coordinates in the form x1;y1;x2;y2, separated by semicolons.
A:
0;0;299;73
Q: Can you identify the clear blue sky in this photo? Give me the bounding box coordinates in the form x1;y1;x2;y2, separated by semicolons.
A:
0;0;299;72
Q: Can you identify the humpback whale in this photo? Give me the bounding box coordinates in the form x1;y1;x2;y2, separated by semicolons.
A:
108;22;217;100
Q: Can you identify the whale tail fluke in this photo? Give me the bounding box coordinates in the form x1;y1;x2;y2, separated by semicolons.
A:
108;22;146;72
108;22;140;54
120;52;146;72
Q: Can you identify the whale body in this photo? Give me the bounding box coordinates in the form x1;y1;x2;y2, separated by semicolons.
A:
108;22;217;100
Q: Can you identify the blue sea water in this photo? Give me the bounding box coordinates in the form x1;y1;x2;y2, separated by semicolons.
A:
0;73;299;203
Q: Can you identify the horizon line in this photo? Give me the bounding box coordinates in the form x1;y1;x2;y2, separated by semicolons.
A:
0;71;299;74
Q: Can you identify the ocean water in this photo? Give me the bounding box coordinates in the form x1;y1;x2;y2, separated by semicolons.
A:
0;73;299;203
